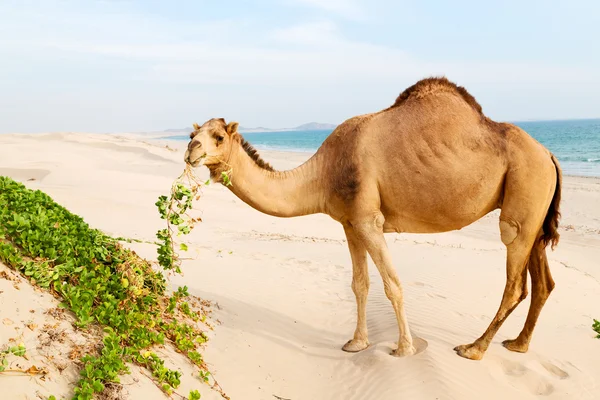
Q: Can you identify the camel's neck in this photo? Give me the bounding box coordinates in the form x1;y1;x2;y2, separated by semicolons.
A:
217;143;326;218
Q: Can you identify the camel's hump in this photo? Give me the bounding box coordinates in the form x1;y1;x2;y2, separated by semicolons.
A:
391;76;483;115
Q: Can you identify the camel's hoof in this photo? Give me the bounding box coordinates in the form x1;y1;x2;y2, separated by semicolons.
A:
502;338;529;353
391;345;417;357
454;343;484;360
342;339;369;352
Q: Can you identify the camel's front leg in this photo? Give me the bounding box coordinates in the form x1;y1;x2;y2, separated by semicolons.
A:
353;213;416;357
342;225;370;352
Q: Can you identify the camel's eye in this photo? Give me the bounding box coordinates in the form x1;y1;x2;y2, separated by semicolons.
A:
215;135;224;144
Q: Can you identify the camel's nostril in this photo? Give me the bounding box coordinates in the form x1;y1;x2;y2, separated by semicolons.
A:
188;141;202;151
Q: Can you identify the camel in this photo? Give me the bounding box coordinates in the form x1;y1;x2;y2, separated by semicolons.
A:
184;76;562;360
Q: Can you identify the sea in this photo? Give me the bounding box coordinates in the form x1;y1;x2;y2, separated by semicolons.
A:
166;118;600;177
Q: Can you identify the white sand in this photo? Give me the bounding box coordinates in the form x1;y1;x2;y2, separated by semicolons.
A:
1;132;599;399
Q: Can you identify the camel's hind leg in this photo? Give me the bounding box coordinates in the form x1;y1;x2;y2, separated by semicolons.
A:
342;225;371;352
454;152;557;360
454;219;533;360
502;241;555;353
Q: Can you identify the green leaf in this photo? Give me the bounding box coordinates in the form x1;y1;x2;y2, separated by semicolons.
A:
92;379;104;392
179;243;188;251
220;171;232;186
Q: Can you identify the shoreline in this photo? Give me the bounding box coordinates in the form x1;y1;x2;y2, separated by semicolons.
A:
1;131;599;178
156;137;600;180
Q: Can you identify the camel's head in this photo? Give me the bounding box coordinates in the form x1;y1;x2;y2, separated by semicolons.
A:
184;118;239;168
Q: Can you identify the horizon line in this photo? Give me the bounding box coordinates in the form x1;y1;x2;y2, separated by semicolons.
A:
1;116;599;135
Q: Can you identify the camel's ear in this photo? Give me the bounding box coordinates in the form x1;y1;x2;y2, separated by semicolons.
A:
192;122;200;130
226;121;239;135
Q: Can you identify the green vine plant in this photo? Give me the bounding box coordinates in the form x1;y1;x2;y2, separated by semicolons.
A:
0;343;27;373
0;173;232;400
155;165;203;274
155;164;232;274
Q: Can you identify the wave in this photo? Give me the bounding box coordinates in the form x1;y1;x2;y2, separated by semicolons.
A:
557;156;600;163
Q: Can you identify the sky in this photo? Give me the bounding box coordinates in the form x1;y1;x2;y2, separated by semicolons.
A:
1;0;599;133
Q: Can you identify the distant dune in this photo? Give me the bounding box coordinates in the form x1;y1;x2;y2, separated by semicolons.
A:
292;122;337;130
161;122;337;134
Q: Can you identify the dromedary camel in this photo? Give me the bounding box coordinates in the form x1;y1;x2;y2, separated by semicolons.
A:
184;76;562;360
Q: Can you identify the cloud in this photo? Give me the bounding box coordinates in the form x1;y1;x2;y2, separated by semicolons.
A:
1;1;599;132
286;0;365;19
2;0;596;88
272;20;340;46
4;13;598;89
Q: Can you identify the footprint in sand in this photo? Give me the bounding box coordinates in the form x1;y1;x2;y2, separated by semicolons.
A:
540;360;569;380
498;357;570;396
410;281;433;288
410;336;429;356
349;336;429;368
501;359;528;377
426;292;447;299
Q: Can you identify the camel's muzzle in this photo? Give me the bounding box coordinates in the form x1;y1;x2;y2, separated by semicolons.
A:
184;150;206;167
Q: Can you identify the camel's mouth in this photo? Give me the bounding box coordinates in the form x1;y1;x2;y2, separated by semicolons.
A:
188;154;206;167
184;150;207;168
184;148;224;170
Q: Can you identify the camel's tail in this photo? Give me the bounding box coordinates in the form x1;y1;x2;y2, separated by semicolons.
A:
540;153;562;250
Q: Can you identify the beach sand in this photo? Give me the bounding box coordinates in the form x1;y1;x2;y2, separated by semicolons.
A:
1;132;599;399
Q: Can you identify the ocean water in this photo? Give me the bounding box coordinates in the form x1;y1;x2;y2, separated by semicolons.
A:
166;118;600;177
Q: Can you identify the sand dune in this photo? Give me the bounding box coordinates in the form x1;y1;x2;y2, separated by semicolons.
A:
0;263;91;400
1;132;599;399
0;167;50;182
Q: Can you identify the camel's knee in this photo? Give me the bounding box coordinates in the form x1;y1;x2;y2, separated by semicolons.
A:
504;278;528;309
351;274;369;297
518;286;529;302
546;278;555;294
499;217;520;246
536;274;555;298
353;212;385;237
383;280;403;303
502;292;525;313
542;262;556;294
529;247;555;295
519;269;529;301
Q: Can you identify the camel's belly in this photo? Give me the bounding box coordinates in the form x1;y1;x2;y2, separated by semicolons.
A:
381;204;498;234
378;160;505;234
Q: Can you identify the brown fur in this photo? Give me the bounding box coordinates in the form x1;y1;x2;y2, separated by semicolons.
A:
391;76;483;115
238;136;275;172
334;159;360;204
326;116;367;204
390;76;511;154
541;153;563;249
